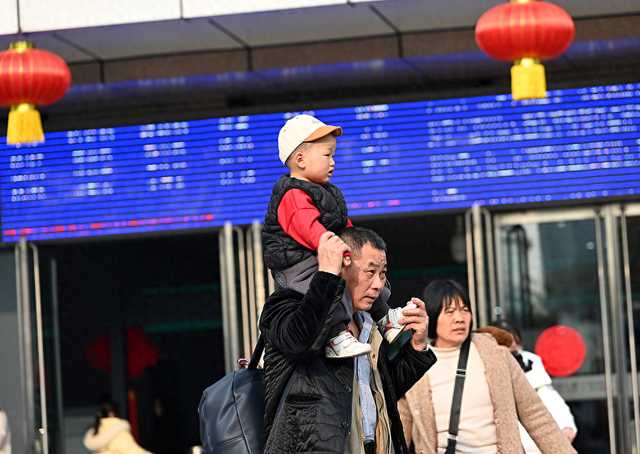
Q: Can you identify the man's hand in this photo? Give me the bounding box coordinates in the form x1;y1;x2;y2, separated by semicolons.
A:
399;297;430;351
317;231;351;276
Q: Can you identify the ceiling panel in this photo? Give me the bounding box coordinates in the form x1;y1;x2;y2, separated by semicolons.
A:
367;0;640;33
0;34;95;63
183;0;347;18
19;0;181;33
551;0;640;19
362;0;506;32
213;2;393;47
53;19;243;60
0;0;19;35
0;0;636;69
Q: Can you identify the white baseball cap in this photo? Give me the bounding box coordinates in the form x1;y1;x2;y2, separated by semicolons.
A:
278;114;342;164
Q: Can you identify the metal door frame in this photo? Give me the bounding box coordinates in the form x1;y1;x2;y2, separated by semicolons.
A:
219;221;273;373
15;239;64;454
486;202;640;454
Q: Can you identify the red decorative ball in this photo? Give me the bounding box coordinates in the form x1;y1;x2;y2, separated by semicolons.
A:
535;325;586;377
0;44;71;107
475;1;575;62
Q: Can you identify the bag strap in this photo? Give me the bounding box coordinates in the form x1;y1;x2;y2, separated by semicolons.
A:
248;334;298;413
247;335;265;370
247;334;296;415
444;335;471;454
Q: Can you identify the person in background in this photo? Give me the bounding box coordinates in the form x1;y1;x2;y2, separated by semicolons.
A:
489;319;578;452
0;403;11;454
398;279;576;454
83;401;153;454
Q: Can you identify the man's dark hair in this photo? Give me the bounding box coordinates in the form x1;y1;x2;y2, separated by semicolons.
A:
338;226;387;259
489;319;522;345
423;279;473;340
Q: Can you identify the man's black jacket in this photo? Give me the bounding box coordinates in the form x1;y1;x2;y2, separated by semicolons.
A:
259;271;437;453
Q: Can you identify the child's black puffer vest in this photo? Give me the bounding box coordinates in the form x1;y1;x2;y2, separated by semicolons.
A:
262;175;349;271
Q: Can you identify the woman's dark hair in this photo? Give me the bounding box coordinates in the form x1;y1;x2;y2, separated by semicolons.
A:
489;319;522;345
423;279;472;340
93;400;123;435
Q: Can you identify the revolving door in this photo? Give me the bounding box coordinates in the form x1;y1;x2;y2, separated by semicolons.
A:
468;203;640;454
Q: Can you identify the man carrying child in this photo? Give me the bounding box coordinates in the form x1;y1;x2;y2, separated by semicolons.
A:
259;227;435;453
259;115;436;453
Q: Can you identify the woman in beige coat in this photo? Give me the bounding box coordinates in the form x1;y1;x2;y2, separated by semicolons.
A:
83;401;152;454
398;280;576;454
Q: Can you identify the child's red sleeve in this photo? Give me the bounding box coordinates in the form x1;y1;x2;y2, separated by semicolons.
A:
277;189;328;251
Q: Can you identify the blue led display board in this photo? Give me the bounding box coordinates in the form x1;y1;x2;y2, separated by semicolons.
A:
1;83;640;242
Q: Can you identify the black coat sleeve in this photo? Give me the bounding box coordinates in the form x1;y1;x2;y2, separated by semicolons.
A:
259;271;345;361
385;340;437;400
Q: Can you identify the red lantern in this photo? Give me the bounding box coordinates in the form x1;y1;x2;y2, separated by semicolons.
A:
475;0;574;100
0;42;71;144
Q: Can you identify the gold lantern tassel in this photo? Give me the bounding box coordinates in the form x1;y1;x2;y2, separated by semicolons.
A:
7;103;44;144
511;57;546;100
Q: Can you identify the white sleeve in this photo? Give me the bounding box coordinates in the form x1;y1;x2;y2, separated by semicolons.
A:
536;385;577;432
522;350;577;433
523;352;552;389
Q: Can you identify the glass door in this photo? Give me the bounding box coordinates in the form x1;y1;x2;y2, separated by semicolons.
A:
621;204;640;453
491;204;640;454
15;240;65;454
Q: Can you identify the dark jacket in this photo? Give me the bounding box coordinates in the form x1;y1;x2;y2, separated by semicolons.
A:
259;271;437;454
261;175;349;271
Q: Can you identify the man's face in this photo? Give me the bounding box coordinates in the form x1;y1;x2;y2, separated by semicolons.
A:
343;243;387;313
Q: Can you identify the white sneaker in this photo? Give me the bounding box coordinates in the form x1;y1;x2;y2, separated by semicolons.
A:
384;301;417;344
325;329;372;358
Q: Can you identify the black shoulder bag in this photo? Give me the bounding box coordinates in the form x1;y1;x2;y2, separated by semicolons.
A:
198;336;266;454
198;336;298;454
444;335;471;454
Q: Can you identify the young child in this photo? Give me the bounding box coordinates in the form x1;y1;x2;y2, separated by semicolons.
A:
262;114;415;358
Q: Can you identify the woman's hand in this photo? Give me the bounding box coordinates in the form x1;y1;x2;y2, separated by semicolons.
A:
317;231;351;276
399;297;430;351
563;428;576;443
